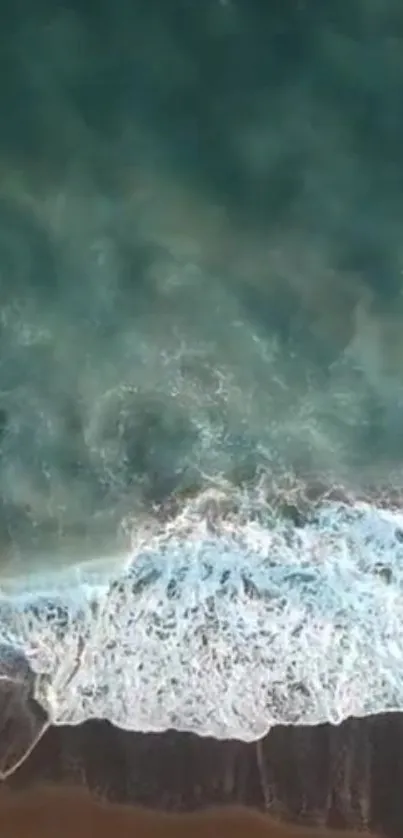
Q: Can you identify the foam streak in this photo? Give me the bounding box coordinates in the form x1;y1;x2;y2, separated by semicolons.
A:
1;501;403;740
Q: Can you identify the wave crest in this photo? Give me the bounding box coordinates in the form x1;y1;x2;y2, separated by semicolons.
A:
1;487;403;740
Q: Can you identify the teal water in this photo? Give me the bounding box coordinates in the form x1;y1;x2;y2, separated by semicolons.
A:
1;0;403;579
4;3;403;760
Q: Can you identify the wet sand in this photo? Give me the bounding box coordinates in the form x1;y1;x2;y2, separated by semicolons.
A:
0;784;382;838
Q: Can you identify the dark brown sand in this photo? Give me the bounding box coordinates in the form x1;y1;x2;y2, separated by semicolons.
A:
0;784;382;838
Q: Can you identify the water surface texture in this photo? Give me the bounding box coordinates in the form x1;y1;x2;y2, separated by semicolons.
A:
1;1;403;740
2;495;403;741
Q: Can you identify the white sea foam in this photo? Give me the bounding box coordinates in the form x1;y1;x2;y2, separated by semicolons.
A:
1;497;403;740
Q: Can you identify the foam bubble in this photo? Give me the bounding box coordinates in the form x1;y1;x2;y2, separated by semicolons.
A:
1;497;403;740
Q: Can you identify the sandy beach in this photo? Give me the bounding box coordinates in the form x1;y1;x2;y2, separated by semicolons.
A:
0;784;382;838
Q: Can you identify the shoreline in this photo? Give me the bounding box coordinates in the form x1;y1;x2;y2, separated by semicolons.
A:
0;783;383;837
1;714;395;835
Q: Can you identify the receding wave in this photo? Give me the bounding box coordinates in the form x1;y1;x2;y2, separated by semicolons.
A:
1;482;403;741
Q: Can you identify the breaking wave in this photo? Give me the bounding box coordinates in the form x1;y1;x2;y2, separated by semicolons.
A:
1;482;403;741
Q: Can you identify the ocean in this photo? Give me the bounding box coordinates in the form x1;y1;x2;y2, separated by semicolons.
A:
1;0;403;749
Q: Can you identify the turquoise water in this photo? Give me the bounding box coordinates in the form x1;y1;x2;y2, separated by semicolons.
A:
1;1;403;577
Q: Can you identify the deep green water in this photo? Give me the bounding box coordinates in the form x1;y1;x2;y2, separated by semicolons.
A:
1;0;403;575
